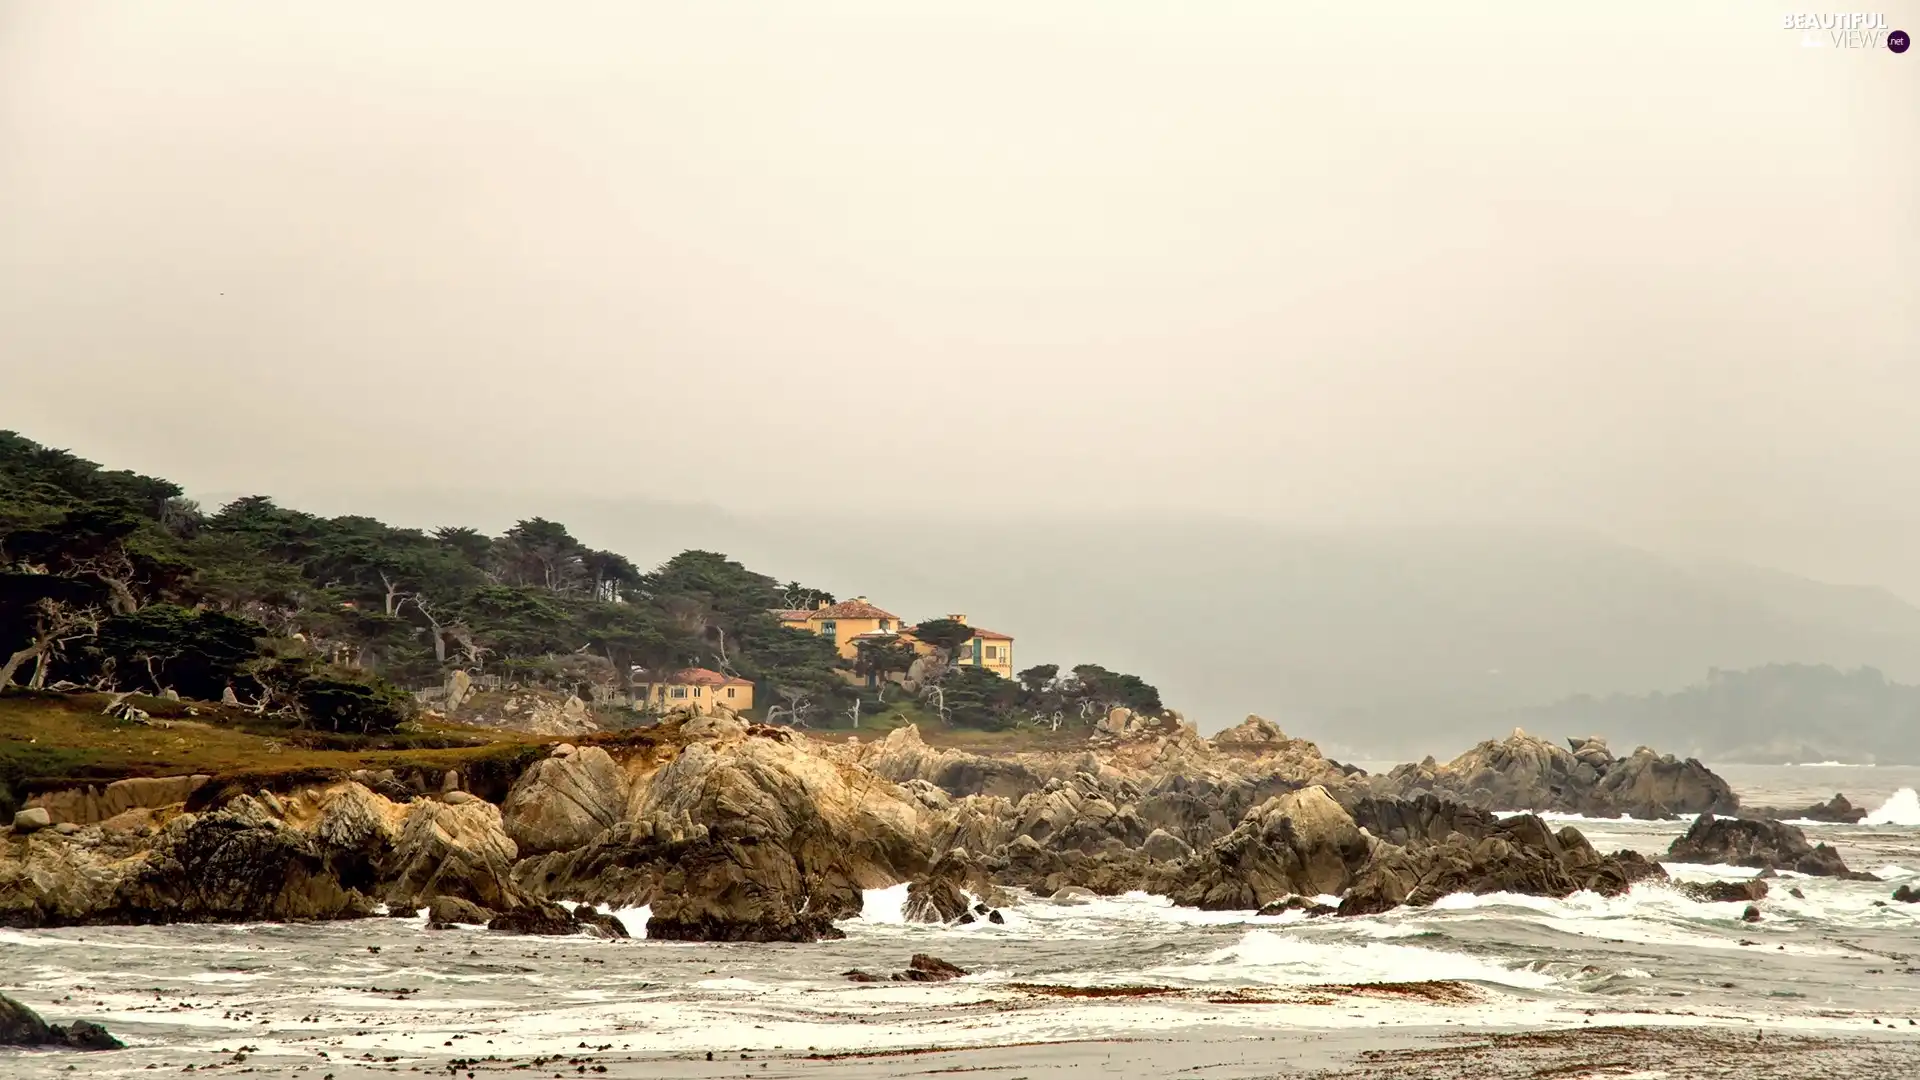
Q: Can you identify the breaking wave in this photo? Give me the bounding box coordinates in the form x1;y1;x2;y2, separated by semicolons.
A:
1862;788;1920;826
1149;928;1557;990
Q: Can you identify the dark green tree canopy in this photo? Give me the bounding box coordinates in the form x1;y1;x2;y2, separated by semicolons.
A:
911;618;974;656
1;431;1165;736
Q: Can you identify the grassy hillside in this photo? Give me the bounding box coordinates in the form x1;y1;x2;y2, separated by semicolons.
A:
0;689;554;817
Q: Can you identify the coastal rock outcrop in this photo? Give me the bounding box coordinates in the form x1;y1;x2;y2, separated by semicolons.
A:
91;796;380;925
1665;814;1867;878
514;721;929;941
1372;729;1737;819
0;994;123;1051
902;848;1003;923
499;745;629;856
0;780;538;928
1337;814;1666;917
1741;793;1867;825
382;795;523;910
1168;786;1377;910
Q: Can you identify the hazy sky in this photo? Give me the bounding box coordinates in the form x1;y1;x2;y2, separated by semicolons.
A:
3;3;1916;590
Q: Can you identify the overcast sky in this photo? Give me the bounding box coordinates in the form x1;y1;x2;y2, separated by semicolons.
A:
2;3;1916;592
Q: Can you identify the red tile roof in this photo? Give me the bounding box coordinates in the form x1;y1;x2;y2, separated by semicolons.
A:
645;667;753;687
807;599;900;621
966;627;1013;641
770;609;815;622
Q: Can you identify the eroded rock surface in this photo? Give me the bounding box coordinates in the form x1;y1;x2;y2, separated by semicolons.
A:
1370;729;1736;819
0;717;1741;937
1665;814;1868;878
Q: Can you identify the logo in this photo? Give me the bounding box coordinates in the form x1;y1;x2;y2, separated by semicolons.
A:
1783;12;1888;29
1784;11;1900;48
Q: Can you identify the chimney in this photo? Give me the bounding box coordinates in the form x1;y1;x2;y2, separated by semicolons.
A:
853;595;869;604
816;599;830;610
947;613;967;625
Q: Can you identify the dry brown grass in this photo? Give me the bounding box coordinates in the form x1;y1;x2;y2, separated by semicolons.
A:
0;689;554;795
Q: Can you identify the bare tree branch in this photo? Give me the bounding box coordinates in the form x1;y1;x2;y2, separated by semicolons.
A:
0;600;105;689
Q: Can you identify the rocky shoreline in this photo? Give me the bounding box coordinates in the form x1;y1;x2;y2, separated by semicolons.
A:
0;714;1887;939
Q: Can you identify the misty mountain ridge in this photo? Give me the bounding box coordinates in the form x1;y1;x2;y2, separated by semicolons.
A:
223;487;1920;762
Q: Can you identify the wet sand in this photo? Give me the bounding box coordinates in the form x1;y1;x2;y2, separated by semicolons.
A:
363;1024;1920;1079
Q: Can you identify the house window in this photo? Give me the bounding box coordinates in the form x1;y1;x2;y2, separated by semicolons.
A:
986;645;999;659
725;687;736;698
821;620;838;637
693;686;702;697
671;686;686;698
878;619;890;630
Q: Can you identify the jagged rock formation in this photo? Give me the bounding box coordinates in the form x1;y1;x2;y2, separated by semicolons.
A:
1338;814;1666;916
0;716;1742;937
499;744;629;855
0;780;531;928
1741;793;1867;824
1371;729;1738;818
1665;814;1869;878
511;719;929;941
1168;787;1378;910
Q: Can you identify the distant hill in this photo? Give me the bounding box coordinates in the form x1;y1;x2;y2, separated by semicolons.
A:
1513;663;1920;765
284;492;1920;760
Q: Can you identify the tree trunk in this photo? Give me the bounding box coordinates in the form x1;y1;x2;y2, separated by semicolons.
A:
99;576;139;615
27;649;51;689
0;643;44;689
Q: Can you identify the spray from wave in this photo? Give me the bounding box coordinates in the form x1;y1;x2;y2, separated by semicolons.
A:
1863;788;1920;826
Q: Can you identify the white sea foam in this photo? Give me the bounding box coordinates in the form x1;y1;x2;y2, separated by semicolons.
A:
858;883;909;923
1659;862;1766;879
1789;760;1870;768
1492;810;1674;824
1862;788;1920;826
1411;886;1851;955
610;904;650;938
1150;928;1556;990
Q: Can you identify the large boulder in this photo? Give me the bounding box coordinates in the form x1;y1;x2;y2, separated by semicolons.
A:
1590;748;1738;819
500;746;630;856
1665;814;1864;878
1168;786;1377;910
1338;815;1666;917
426;895;494;927
1211;715;1288;747
903;848;979;923
383;796;522;910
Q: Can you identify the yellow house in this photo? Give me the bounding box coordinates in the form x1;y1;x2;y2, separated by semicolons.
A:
920;613;1015;680
773;597;903;659
634;667;754;714
774;599;1016;681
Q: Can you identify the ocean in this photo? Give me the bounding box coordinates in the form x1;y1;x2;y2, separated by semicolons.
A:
3;770;1918;1078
